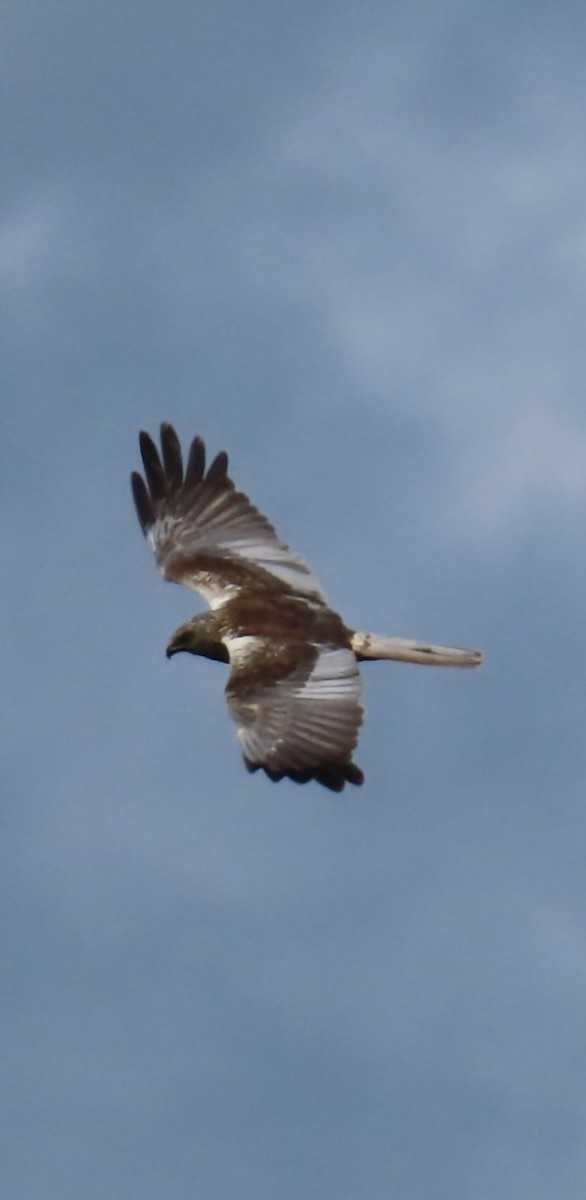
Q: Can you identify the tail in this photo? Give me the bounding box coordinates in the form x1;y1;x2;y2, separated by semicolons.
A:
351;631;483;668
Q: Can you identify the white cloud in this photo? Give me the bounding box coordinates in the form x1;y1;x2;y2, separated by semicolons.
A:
258;40;586;536
0;189;90;338
0;191;72;287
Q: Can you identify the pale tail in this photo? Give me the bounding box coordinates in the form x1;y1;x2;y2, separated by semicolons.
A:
351;632;483;668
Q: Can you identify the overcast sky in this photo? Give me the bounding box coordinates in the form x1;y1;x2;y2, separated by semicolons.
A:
3;2;586;1197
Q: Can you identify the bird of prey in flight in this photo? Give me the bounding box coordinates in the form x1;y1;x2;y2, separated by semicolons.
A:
131;424;482;792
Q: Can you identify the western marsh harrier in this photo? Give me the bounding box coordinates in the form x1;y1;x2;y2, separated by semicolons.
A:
132;425;482;791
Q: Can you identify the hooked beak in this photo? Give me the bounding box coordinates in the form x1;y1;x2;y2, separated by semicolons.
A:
166;636;183;659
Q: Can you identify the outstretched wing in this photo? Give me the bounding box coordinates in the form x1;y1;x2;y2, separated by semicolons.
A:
131;424;326;607
225;640;364;792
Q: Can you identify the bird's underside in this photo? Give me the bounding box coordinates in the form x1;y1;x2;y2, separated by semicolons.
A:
131;423;483;791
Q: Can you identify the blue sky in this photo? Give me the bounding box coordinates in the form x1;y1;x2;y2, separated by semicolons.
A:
3;2;586;1197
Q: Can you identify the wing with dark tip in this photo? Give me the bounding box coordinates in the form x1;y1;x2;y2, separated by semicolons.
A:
131;424;327;607
225;640;364;792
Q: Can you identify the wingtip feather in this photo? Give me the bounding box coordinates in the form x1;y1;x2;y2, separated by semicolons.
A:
139;430;167;498
185;435;206;486
206;450;229;483
131;471;153;533
243;758;364;791
160;423;184;489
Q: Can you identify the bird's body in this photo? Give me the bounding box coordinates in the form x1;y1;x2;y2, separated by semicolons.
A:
132;424;482;791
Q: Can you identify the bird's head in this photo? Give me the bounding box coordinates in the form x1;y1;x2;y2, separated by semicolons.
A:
166;615;229;663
